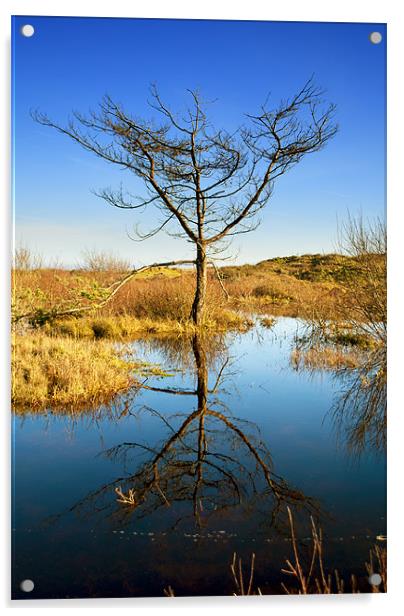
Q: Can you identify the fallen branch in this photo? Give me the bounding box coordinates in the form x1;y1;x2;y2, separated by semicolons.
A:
13;259;196;324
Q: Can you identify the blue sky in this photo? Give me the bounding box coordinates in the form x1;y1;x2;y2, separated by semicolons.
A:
12;17;386;266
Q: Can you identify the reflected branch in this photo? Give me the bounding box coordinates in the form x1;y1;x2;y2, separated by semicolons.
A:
55;331;318;532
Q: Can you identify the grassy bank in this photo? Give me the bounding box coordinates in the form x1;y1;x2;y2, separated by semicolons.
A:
12;249;385;410
44;311;253;340
291;321;378;371
12;253;368;330
12;332;142;412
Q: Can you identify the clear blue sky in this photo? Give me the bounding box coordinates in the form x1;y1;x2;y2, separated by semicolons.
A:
12;16;386;267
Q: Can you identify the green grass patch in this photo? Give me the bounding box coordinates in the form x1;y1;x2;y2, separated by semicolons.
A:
135;266;181;279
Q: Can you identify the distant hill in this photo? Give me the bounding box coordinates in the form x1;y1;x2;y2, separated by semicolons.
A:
220;253;367;284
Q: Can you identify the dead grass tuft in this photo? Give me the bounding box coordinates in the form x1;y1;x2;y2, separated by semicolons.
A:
12;332;139;412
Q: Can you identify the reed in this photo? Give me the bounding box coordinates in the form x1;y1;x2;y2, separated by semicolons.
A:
163;508;387;596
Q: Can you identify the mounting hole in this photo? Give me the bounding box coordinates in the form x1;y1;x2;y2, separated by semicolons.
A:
369;31;382;44
20;579;34;592
21;24;35;38
368;573;382;586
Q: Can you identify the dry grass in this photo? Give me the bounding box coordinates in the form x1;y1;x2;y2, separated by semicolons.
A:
291;346;363;371
45;314;191;339
12;253;364;331
13;267;237;325
222;253;365;284
230;552;261;596
11;332;140;412
12;266;253;335
260;316;277;329
365;544;387;593
281;508;346;594
221;254;365;319
279;507;386;594
45;311;252;340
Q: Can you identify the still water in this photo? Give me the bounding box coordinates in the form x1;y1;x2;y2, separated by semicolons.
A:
12;318;386;598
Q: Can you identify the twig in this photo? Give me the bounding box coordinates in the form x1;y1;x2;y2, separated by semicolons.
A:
209;259;229;300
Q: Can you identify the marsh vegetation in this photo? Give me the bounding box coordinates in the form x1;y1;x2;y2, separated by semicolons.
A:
12;81;386;597
12;221;386;415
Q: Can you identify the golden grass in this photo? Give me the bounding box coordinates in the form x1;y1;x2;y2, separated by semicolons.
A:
260;316;277;329
44;311;253;340
134;266;181;279
12;332;139;412
291;346;362;371
12;254;359;330
11;305;251;410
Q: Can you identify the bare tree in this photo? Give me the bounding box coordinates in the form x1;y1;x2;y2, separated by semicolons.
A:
33;79;337;325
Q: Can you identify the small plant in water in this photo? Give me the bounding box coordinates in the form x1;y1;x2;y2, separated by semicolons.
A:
230;552;261;596
260;316;276;329
115;486;137;506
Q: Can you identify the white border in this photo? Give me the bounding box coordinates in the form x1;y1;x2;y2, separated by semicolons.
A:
1;1;403;614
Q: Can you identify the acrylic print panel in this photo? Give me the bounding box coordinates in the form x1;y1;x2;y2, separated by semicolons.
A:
11;16;387;599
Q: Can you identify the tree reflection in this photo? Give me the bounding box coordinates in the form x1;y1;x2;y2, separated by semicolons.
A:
332;350;386;456
292;333;386;458
69;332;317;530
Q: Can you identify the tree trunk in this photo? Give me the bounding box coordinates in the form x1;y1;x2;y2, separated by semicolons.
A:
191;245;207;326
192;332;208;409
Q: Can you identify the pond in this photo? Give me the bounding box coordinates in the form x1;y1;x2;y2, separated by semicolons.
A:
12;318;386;598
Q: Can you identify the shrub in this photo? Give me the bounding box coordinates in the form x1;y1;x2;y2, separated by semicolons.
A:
91;318;120;339
252;284;292;302
79;249;131;272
